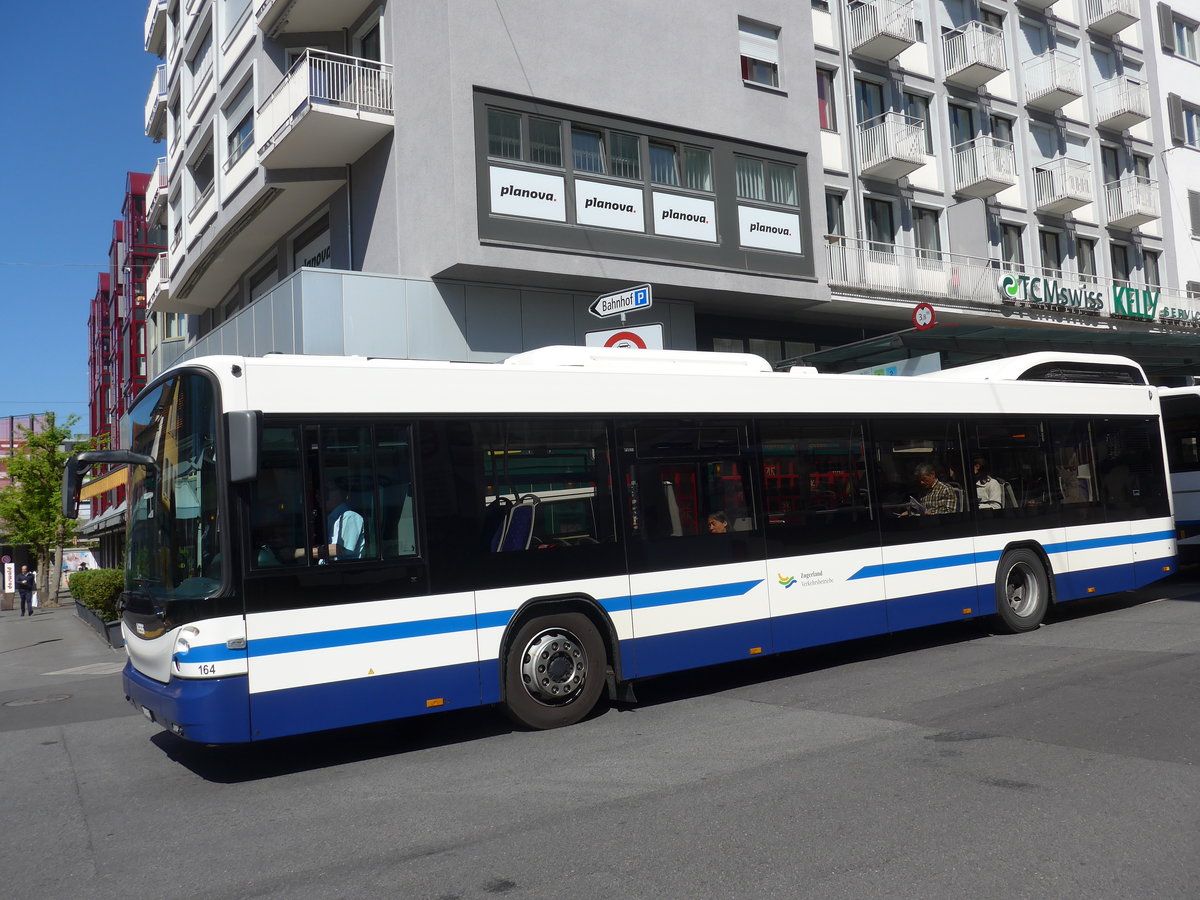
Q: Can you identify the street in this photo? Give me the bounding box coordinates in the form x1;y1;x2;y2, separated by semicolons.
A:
2;576;1198;900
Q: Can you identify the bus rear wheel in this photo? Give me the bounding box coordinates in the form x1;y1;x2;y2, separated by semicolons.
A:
503;612;606;729
995;549;1049;634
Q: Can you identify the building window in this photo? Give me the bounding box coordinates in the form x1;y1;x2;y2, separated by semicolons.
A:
187;25;213;87
1188;281;1200;299
735;156;798;206
817;69;837;131
681;146;713;192
948;103;975;147
571;127;605;173
529;117;562;166
1186;106;1200;147
608;132;641;180
981;8;1004;32
187;141;215;215
739;19;780;88
914;207;941;259
649;142;678;186
223;79;254;170
1040;230;1063;275
826;192;845;236
1001;223;1024;267
1077;237;1098;283
1144;250;1161;288
990;114;1014;145
904;92;933;153
487;109;522;159
222;0;251;41
1110;243;1131;284
864;197;895;250
1190;190;1200;237
1176;16;1199;61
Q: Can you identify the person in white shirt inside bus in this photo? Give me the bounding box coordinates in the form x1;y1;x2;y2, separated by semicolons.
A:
297;483;365;562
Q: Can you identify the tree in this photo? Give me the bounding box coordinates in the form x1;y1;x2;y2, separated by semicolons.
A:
0;414;96;596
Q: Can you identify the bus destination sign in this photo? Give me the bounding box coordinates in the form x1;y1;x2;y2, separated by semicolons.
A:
589;284;653;318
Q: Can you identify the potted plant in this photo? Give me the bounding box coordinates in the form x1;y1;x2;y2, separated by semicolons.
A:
69;569;125;649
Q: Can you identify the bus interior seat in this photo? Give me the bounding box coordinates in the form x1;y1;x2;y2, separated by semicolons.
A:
485;496;513;552
995;477;1018;510
732;516;754;531
380;481;414;556
947;483;965;513
499;495;541;552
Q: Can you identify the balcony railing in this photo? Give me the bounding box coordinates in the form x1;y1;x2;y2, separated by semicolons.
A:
1086;0;1138;36
1106;175;1160;229
1024;50;1082;112
144;0;168;55
1033;158;1092;215
144;64;168;140
257;48;394;168
1095;76;1150;132
147;252;170;312
146;156;169;221
849;0;917;63
953;136;1016;198
826;236;1199;325
857;111;926;180
942;21;1007;89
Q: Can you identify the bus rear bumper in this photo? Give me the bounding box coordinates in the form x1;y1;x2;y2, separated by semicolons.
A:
123;661;251;744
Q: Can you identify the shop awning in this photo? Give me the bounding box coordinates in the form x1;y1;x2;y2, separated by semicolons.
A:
80;466;128;501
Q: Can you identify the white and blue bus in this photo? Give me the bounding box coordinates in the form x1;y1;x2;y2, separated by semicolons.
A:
1159;385;1200;561
64;347;1175;743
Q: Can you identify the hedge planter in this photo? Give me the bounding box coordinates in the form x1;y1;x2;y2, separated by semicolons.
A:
75;600;124;649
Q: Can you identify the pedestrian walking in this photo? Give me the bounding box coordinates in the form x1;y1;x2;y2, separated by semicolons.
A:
16;565;36;617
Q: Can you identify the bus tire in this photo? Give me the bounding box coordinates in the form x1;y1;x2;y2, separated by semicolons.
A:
503;612;606;730
994;549;1049;634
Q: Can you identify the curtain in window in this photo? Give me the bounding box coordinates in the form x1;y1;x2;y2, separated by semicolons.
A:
572;128;605;173
529;117;562;166
609;132;641;179
683;147;711;191
488;109;521;159
767;163;796;205
650;143;679;185
735;157;765;200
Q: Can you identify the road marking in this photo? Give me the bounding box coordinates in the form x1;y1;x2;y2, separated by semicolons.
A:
42;662;127;676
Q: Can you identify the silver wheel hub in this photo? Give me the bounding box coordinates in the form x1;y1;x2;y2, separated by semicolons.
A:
1006;562;1040;617
519;628;587;705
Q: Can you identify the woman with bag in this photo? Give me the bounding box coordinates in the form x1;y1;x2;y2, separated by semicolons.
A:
16;565;36;617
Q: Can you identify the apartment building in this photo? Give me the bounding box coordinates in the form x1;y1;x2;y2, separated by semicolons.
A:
135;0;1199;382
140;0;848;375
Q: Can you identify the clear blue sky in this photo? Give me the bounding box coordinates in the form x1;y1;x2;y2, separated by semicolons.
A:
0;2;159;435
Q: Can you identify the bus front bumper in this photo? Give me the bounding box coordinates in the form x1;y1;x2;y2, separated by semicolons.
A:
123;660;252;744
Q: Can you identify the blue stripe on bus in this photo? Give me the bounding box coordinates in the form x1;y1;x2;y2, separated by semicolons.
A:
177;579;765;665
848;530;1174;581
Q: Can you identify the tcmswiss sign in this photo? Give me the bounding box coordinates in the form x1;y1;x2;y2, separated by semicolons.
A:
997;270;1165;322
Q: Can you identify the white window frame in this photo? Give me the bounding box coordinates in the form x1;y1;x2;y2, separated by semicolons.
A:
739;19;781;89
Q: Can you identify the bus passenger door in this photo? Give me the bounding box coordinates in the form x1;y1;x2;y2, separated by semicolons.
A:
760;418;889;651
619;419;770;679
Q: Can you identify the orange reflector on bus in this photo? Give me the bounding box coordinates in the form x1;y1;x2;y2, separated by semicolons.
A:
1163;565;1173;573
962;608;972;615
426;698;445;708
749;647;763;655
1086;587;1096;593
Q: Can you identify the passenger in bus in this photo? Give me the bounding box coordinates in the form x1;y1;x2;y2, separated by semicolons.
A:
707;511;730;534
904;463;958;515
973;458;1003;509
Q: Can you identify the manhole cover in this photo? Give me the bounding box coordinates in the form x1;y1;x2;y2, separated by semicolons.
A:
3;693;72;708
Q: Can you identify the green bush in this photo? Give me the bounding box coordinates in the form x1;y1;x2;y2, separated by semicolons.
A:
69;569;124;622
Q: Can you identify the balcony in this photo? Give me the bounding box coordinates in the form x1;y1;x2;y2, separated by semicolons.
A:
257;49;394;169
146;253;170;313
146;157;168;222
857;112;926;180
144;64;167;141
952;137;1016;198
1105;175;1159;229
849;0;917;63
1017;0;1058;8
144;0;167;55
1033;159;1092;215
1024;50;1082;113
256;0;378;36
942;21;1007;90
1085;0;1138;37
1095;76;1151;132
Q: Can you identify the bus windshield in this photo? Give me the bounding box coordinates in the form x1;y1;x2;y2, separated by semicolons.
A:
126;371;222;600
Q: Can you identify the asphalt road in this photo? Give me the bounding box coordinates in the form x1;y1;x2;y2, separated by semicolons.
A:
2;575;1198;900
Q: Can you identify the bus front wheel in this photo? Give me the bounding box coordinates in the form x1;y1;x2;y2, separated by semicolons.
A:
503;612;606;729
995;549;1049;634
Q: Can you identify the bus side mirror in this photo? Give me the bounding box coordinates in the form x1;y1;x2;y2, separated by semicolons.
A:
226;410;261;483
61;450;156;519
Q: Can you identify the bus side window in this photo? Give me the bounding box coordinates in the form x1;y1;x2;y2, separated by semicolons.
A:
377;425;418;558
248;426;307;569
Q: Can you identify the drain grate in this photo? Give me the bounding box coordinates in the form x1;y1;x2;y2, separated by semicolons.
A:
3;693;72;708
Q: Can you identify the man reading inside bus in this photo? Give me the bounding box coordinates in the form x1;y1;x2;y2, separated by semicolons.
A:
906;463;958;516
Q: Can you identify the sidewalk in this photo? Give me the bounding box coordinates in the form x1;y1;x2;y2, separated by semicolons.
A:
0;603;125;696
